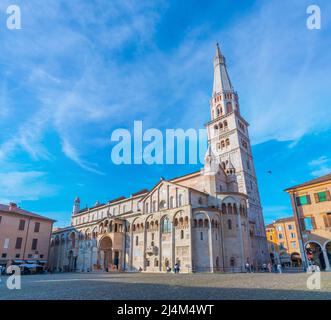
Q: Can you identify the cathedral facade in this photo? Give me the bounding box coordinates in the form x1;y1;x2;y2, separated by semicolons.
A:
49;45;269;273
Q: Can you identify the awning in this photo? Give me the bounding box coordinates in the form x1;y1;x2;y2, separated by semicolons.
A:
37;260;48;264
13;260;25;263
26;260;37;264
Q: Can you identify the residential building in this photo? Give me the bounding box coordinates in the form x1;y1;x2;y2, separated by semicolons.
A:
0;202;55;269
285;173;331;270
265;217;301;267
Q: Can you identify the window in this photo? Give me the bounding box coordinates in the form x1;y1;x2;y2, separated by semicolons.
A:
135;236;138;246
1;253;7;258
40;254;44;259
315;191;330;203
162;217;172;233
0;216;2;224
15;237;23;249
290;233;296;238
34;222;40;233
276;225;282;232
227;219;232;230
169;196;174;208
278;233;283;239
15;254;20;258
323;213;331;228
3;238;9;249
18;220;25;231
178;194;183;207
269;235;273;240
304;217;316;231
200;232;203;240
291;241;296;249
31;239;38;250
279;242;285;250
287;224;293;230
296;195;311;206
180;230;184;239
146;259;150;267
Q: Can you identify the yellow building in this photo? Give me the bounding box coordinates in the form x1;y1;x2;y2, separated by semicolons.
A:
265;217;301;267
285;173;331;271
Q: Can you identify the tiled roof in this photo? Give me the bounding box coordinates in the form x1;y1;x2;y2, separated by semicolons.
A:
0;203;56;222
285;173;331;191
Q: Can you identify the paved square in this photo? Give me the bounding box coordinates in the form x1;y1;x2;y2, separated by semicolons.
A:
1;272;330;300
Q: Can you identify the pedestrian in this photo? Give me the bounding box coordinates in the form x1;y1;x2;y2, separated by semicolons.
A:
245;262;250;273
277;264;282;274
250;263;254;273
166;266;171;273
267;262;272;273
174;263;178;274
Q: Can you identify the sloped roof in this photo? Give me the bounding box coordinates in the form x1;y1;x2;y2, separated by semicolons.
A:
0;203;56;222
285;173;331;191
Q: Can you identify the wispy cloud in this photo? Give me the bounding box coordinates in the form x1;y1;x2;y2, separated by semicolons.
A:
309;156;331;177
0;171;57;203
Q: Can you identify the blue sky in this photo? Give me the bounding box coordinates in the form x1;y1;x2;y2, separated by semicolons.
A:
0;0;330;227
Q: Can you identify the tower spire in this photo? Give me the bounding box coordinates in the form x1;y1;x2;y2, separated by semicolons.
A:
213;43;233;95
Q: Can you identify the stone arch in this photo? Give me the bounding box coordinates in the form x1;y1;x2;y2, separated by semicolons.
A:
324;241;331;268
68;232;76;248
98;236;113;271
305;241;326;270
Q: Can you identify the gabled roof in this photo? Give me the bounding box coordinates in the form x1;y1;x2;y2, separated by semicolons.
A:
0;203;56;222
285;173;331;191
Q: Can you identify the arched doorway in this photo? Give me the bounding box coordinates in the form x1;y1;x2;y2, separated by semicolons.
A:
68;250;76;272
290;252;302;267
305;242;325;270
325;241;331;268
99;236;112;271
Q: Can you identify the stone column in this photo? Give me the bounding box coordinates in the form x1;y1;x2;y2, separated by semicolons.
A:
322;248;331;271
208;215;214;273
158;222;162;272
236;207;245;272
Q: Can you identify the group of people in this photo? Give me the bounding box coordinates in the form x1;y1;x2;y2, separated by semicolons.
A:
166;263;180;273
245;262;283;273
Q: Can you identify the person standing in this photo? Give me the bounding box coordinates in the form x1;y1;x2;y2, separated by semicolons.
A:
267;262;272;273
277;264;282;274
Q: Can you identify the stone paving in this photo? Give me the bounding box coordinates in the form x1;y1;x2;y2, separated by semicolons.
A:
0;271;330;300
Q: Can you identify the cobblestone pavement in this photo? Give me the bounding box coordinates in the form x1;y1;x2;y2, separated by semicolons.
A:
0;272;330;300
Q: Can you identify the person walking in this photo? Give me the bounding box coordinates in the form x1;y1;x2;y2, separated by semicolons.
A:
267;262;272;273
245;262;250;273
277;264;282;274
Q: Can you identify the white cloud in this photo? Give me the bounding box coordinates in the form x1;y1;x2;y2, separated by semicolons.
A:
309;156;331;177
0;171;57;203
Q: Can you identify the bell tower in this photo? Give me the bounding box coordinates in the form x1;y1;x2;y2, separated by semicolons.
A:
206;43;268;264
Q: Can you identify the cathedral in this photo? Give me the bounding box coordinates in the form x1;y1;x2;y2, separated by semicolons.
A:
49;44;269;273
